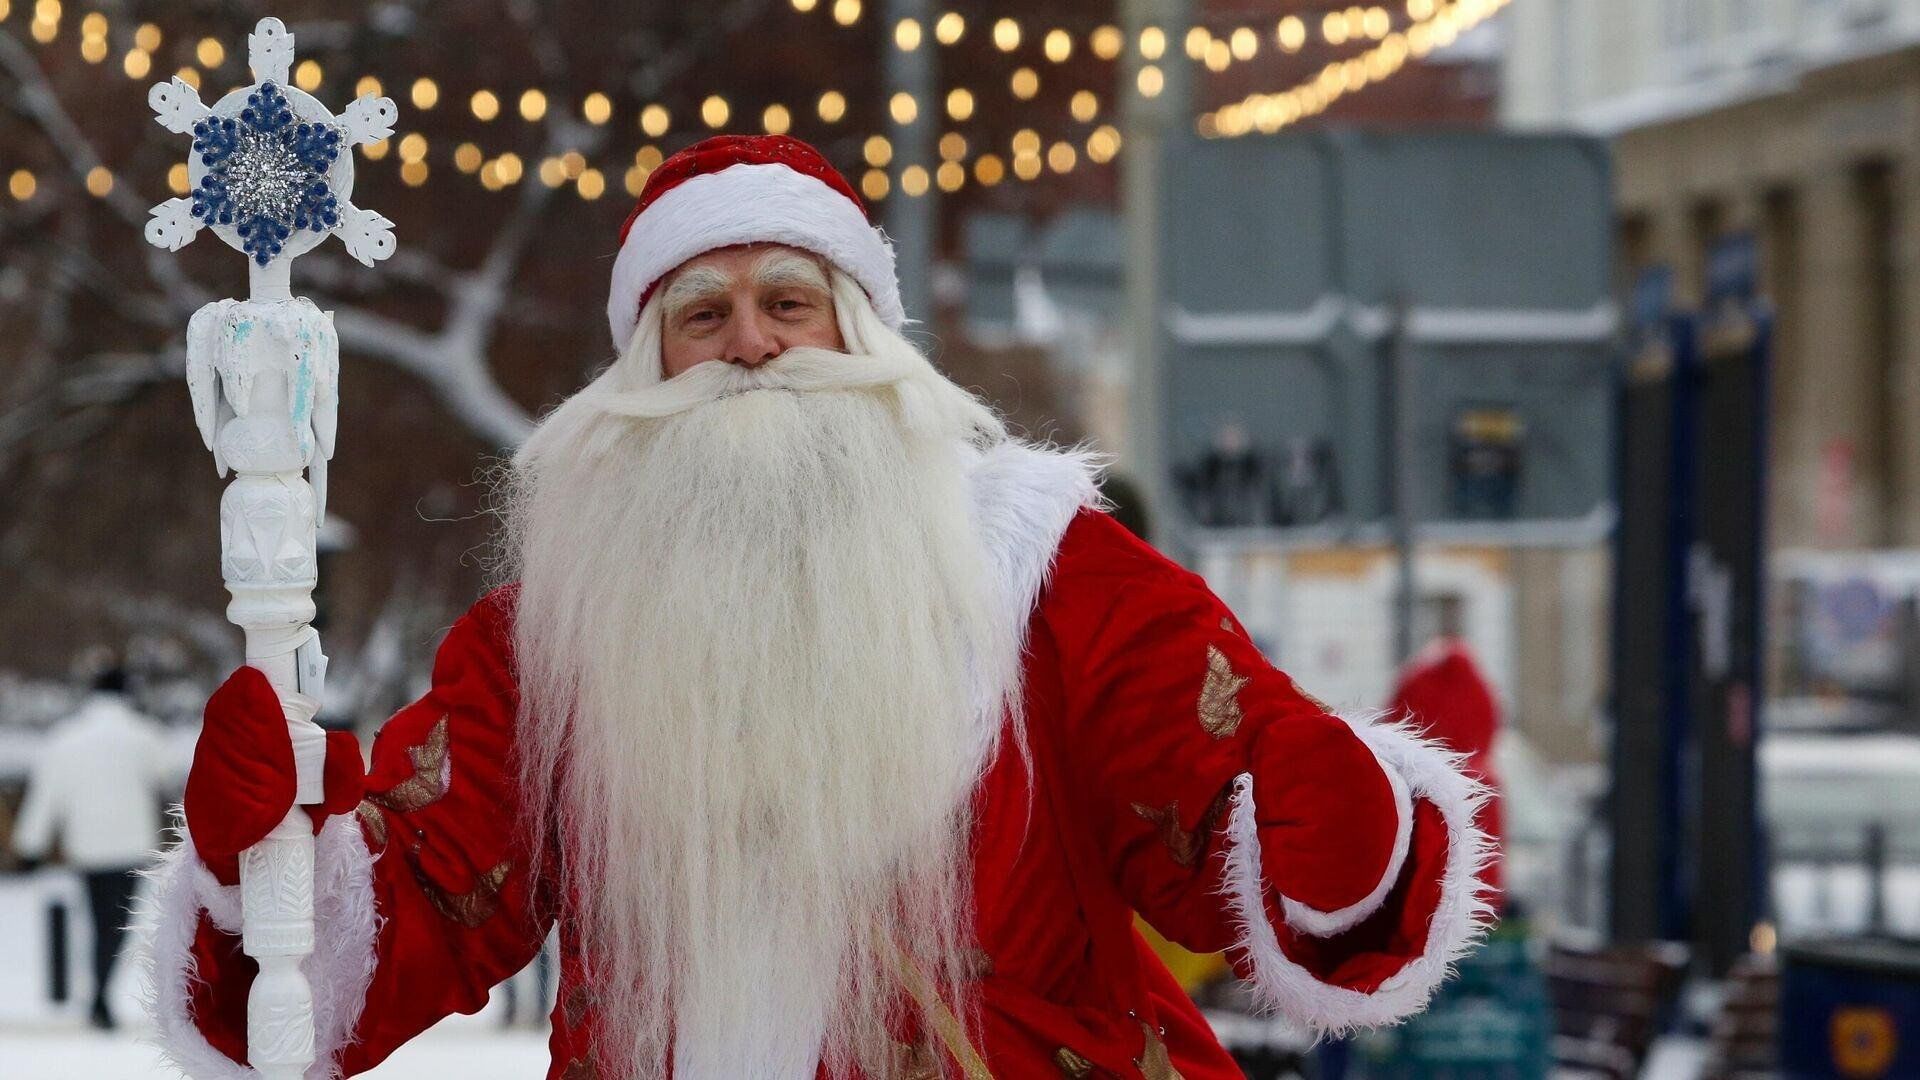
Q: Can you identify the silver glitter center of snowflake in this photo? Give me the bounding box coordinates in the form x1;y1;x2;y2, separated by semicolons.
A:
224;129;309;225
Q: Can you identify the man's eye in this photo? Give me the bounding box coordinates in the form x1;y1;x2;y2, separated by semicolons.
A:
772;298;809;312
688;309;721;324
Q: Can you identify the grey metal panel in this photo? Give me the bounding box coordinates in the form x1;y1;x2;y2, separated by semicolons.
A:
1164;135;1339;314
1157;128;1616;530
962;212;1024;328
1038;208;1123;272
1165;345;1354;459
1163;340;1386;521
1038;209;1124;321
1405;343;1618;522
1340;132;1614;310
962;212;1027;265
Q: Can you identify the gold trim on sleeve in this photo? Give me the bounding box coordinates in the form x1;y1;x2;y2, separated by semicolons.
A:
1197;646;1250;739
367;714;452;813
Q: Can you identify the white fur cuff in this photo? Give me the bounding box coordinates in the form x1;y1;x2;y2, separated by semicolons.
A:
139;815;382;1080
1219;715;1495;1036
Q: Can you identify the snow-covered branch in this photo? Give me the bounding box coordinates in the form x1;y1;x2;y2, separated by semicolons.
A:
2;0;784;456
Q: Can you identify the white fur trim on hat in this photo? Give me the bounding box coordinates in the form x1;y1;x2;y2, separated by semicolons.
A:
607;162;904;350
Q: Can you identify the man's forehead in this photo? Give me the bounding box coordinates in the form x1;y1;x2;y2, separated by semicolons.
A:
667;243;826;284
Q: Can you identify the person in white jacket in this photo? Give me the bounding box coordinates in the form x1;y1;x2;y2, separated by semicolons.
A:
13;667;172;1029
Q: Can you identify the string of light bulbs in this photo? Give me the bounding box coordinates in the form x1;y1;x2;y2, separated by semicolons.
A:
3;0;1492;203
8;1;1445;140
1198;0;1507;138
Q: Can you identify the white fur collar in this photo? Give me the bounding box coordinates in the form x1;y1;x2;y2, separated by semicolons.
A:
965;439;1105;642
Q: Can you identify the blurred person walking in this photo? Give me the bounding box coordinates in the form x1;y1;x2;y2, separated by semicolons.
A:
12;666;172;1029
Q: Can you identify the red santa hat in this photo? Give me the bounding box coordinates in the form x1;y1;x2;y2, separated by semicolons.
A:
606;134;904;351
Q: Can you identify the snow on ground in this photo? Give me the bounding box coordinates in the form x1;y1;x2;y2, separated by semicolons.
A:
1638;1037;1709;1080
0;1022;555;1080
0;869;554;1078
0;868;1761;1080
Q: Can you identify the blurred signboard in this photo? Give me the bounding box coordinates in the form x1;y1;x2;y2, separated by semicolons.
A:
1156;130;1617;536
1773;549;1920;732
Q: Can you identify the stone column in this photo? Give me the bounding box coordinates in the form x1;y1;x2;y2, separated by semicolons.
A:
1758;184;1805;552
1886;159;1920;544
1782;166;1887;548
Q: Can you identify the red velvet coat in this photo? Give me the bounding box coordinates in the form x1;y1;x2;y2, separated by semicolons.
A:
148;450;1490;1080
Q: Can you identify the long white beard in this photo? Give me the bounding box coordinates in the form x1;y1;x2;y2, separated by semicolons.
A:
500;282;1017;1078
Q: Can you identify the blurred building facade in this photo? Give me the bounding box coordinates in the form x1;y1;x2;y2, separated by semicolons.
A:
1503;0;1920;961
1503;0;1920;551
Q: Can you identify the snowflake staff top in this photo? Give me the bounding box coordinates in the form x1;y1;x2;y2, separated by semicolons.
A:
191;81;342;266
145;17;397;282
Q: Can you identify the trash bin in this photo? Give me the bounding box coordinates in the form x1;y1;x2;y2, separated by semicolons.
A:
1780;937;1920;1080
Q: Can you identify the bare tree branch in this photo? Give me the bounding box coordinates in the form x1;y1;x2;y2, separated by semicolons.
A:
1;0;772;456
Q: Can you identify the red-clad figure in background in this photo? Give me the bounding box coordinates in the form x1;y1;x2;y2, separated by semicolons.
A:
1389;638;1505;904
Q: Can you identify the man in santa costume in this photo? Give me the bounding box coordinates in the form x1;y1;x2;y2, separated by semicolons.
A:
147;135;1492;1080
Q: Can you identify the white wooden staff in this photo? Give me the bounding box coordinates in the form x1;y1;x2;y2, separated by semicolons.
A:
144;18;396;1078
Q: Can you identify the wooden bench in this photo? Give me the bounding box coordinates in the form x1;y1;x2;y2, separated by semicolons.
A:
1544;937;1690;1079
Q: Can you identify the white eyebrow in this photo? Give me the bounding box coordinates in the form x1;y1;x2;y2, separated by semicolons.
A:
751;250;831;293
660;264;736;322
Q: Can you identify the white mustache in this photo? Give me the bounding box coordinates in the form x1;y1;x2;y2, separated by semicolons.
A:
583;347;924;421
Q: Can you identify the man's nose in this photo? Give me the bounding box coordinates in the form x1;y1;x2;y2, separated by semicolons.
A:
724;311;781;368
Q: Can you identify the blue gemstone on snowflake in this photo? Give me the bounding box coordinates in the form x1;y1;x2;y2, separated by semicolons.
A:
190;81;343;266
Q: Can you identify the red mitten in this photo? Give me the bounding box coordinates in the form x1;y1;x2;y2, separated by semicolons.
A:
185;666;366;885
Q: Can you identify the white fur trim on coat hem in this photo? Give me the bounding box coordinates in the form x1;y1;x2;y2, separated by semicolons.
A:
138;814;382;1080
607;162;904;350
1219;714;1495;1036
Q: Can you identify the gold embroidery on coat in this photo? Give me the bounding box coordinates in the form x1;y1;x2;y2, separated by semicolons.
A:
1131;783;1235;869
1134;1021;1186;1080
1219;617;1235;633
355;800;389;847
413;858;511;928
1197;646;1251;739
887;940;994;1079
367;715;451;813
1131;801;1197;866
558;1058;597;1080
1054;1046;1095;1077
